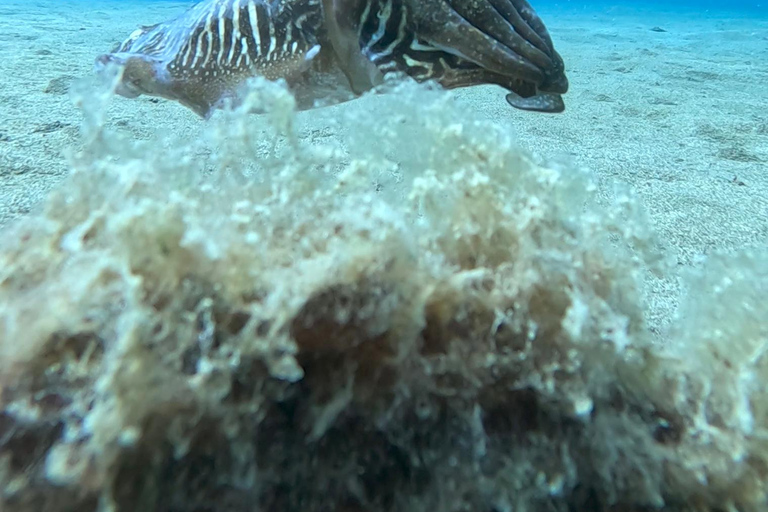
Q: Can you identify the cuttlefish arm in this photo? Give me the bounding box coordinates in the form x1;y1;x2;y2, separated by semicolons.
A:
404;0;544;85
402;0;568;112
444;0;554;72
488;0;568;91
488;0;553;54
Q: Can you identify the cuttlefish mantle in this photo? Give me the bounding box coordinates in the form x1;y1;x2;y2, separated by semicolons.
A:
96;0;569;118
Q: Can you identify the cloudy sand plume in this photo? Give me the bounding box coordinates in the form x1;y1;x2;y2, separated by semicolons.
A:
0;62;767;511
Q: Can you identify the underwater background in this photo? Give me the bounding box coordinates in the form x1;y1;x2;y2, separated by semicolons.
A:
0;0;767;511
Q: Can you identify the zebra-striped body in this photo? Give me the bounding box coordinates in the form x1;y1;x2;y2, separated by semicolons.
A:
97;0;568;117
116;0;323;79
346;0;484;94
99;0;343;117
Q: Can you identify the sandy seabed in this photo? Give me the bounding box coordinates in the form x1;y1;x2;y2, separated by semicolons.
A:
0;1;767;511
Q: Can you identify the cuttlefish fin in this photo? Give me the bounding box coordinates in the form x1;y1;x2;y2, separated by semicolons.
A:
322;0;384;94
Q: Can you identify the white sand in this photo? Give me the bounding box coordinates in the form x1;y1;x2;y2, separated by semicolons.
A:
0;0;766;335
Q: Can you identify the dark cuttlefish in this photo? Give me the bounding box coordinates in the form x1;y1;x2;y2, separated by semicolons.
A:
96;0;569;119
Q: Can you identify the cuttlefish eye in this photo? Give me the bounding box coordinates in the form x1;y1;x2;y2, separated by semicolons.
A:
94;53;168;98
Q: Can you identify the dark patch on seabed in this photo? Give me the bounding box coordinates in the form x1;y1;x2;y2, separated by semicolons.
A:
31;121;71;134
44;75;75;95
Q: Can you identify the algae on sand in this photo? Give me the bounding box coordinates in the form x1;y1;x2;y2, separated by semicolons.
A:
0;71;767;512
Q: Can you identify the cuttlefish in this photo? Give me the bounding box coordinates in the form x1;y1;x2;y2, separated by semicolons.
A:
96;0;569;118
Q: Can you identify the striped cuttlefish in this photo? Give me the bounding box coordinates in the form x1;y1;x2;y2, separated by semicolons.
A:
95;0;569;119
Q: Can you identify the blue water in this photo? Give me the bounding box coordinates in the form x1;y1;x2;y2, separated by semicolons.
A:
549;0;766;13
